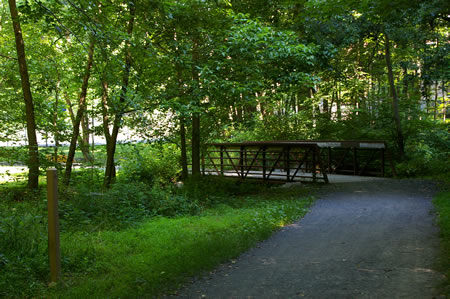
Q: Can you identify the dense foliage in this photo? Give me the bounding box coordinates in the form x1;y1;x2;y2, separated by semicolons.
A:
0;0;448;297
0;0;447;185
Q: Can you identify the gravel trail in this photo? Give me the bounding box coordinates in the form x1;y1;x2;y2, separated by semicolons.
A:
168;179;443;298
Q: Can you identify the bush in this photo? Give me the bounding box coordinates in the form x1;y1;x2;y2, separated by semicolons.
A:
0;202;48;297
397;123;450;177
0;146;28;165
433;176;450;295
179;175;269;207
59;181;202;231
119;143;181;186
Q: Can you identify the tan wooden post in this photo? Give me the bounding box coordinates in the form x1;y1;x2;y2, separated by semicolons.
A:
47;168;61;282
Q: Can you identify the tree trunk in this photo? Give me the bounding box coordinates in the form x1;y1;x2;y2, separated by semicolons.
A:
337;82;342;120
259;101;266;120
191;114;201;176
104;3;135;187
402;66;409;98
323;97;329;119
101;80;112;143
180;117;188;179
176;65;188;179
434;82;438;120
101;79;115;178
64;93;92;162
384;34;405;159
236;105;243;122
443;81;446;122
81;113;90;161
191;37;201;176
8;0;39;189
53;71;60;162
64;36;95;184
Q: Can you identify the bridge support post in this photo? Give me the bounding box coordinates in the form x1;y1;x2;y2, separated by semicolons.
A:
262;146;266;180
201;151;205;175
328;147;332;173
220;146;224;176
286;146;290;182
240;146;244;178
312;148;317;182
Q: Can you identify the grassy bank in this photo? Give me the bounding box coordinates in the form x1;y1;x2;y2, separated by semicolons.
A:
55;197;312;297
433;175;450;295
0;178;314;298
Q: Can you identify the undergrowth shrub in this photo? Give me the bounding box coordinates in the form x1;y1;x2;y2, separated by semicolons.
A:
0;146;28;165
119;143;181;186
180;175;268;206
1;184;41;201
147;188;201;217
0;202;48;297
397;123;450;177
433;175;450;295
59;181;201;231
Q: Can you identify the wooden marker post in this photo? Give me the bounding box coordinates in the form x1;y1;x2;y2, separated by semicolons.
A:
47;168;61;282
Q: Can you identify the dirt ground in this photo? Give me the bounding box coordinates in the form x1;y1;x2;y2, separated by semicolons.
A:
166;178;444;298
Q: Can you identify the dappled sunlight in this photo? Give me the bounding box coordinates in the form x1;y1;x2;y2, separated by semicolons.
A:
0;0;447;296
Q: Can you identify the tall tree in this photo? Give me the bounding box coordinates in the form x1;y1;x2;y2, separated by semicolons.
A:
384;33;405;158
104;2;136;187
190;35;201;176
8;0;39;189
64;36;95;184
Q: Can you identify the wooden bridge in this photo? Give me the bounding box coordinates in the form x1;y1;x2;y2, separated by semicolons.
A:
201;141;395;183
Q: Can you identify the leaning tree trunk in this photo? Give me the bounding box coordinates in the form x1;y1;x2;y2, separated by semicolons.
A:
384;33;405;159
64;37;95;184
8;0;39;189
104;3;135;187
64;93;92;162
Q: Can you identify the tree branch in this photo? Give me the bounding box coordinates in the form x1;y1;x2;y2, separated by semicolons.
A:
0;53;17;60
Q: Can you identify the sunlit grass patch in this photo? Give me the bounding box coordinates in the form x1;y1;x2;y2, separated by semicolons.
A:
54;198;313;298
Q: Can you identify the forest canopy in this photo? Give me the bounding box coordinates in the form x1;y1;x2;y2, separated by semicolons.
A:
1;1;449;297
0;0;448;188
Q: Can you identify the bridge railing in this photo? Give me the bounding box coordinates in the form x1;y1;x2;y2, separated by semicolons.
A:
202;142;329;183
201;140;395;183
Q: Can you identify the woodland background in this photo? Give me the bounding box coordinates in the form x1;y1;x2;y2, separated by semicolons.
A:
0;0;449;297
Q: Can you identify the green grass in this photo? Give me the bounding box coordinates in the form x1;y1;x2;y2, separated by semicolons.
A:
433;175;450;296
55;197;313;297
0;177;314;298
